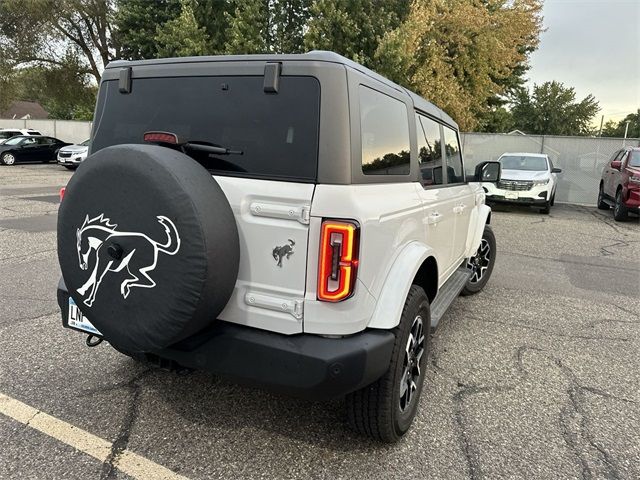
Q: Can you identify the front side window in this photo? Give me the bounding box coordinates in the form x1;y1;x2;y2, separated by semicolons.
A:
360;85;410;175
443;126;464;183
629;151;640;167
416;114;443;186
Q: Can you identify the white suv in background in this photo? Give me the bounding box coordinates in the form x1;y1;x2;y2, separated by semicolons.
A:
483;152;562;214
0;128;43;144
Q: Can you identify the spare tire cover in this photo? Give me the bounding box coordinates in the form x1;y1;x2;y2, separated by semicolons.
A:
58;144;239;353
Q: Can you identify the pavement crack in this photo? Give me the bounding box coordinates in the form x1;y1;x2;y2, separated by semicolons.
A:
99;369;152;480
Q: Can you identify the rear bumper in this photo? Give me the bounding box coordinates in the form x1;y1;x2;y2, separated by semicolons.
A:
56;279;394;400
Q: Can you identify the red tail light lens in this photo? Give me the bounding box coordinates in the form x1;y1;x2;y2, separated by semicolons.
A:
318;220;359;302
59;187;66;201
143;131;179;144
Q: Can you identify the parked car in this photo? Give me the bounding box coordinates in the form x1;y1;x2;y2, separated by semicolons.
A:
57;139;91;170
597;146;640;221
0;128;42;144
0;135;70;165
55;51;501;442
483;152;562;214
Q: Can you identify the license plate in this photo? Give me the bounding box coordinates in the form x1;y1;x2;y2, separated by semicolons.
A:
505;191;519;199
67;297;102;336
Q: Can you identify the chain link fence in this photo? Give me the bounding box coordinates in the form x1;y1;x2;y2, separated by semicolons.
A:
461;133;640;206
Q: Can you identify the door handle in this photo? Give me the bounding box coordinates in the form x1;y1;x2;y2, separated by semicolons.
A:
427;212;443;225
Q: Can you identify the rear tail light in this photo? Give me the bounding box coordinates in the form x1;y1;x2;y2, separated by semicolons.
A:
318;220;359;302
59;187;66;201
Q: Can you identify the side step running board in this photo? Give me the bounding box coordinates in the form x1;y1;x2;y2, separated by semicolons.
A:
430;267;471;328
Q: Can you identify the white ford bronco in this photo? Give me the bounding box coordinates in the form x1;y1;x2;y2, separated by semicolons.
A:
56;52;500;442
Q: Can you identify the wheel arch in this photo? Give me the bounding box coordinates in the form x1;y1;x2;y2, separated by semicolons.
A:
367;242;438;330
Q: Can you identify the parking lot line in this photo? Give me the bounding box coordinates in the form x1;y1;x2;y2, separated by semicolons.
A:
0;392;189;480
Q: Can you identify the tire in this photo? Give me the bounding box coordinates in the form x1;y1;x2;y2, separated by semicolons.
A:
613;188;629;221
461;225;496;296
346;285;430;442
550;193;555;207
597;184;609;210
57;144;240;353
540;200;551;214
1;152;16;165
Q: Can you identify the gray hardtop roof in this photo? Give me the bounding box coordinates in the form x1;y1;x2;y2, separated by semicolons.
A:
106;50;458;130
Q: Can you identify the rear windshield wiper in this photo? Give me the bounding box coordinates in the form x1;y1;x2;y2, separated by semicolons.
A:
182;142;243;156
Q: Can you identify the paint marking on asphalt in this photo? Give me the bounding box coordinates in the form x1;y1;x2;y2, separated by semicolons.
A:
0;392;189;480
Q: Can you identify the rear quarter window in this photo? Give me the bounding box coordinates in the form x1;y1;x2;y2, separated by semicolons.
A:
92;75;321;182
359;86;410;175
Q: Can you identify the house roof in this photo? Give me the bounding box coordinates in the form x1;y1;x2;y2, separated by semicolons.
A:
0;100;49;120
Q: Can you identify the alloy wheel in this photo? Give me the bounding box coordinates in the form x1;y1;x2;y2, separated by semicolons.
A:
466;239;491;283
2;153;15;165
399;314;425;413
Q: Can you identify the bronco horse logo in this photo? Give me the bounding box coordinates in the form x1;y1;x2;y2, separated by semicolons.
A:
75;214;181;307
272;239;295;267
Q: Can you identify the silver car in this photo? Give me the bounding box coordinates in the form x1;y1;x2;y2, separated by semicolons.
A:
57;139;90;169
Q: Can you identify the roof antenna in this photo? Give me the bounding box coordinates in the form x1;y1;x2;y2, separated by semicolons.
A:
263;62;281;94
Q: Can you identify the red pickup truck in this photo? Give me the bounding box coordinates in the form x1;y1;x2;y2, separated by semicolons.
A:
598;146;640;221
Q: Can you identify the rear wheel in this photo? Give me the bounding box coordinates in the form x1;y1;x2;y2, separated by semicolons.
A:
597;184;609;210
462;225;496;296
346;285;430;442
613;189;629;221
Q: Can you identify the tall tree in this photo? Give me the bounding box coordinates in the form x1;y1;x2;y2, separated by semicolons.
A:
0;0;118;83
115;0;180;60
601;110;640;139
223;0;270;54
374;0;543;131
155;0;210;57
511;81;600;136
304;0;409;66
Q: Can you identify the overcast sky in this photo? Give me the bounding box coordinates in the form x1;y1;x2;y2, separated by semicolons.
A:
527;0;640;125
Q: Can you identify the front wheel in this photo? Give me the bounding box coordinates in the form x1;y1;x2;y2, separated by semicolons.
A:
597;184;609;210
346;285;430;442
1;152;16;165
613;189;629;221
461;225;496;296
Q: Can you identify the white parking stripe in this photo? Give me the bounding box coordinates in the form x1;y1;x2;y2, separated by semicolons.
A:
0;393;189;480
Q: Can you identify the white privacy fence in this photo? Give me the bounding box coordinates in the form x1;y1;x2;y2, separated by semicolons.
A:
461;133;640;206
0;118;92;144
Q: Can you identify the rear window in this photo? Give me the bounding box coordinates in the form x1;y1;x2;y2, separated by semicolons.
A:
91;76;321;182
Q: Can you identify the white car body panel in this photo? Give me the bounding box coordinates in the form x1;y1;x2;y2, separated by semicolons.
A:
213;175;314;335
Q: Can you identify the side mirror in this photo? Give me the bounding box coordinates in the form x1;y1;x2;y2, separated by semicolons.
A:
551;167;562;173
611;160;622;170
474;161;501;183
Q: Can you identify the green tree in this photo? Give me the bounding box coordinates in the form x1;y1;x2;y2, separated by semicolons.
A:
0;0;118;83
223;0;270;54
374;0;543;131
115;0;180;60
155;0;210;57
304;0;409;66
601;110;640;138
6;54;97;120
511;81;600;136
192;0;234;54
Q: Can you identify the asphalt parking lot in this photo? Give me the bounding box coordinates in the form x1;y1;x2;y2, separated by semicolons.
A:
1;163;639;479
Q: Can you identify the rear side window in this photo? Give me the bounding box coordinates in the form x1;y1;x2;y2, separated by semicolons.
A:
92;76;321;182
443;126;464;183
359;86;410;175
416;114;444;187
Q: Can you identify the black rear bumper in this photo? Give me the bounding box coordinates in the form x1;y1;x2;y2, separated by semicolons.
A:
57;279;394;400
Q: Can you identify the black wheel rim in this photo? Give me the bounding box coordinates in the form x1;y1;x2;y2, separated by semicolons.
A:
399;314;425;413
466;238;491;283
